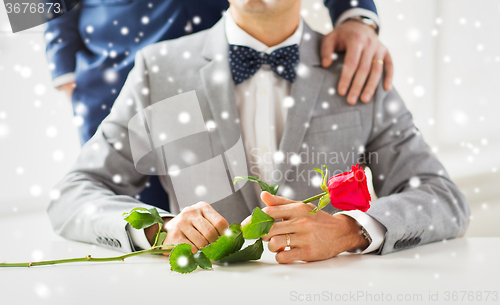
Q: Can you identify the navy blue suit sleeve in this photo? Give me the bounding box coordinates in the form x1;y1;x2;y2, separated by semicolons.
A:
323;0;378;25
44;5;85;80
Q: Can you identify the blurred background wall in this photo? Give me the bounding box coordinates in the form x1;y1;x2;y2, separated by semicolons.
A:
1;0;499;236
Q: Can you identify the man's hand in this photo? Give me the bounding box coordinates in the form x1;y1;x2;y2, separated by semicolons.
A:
56;81;76;100
259;192;368;264
321;20;394;105
146;201;229;254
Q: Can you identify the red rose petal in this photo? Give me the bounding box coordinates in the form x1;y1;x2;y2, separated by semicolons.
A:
327;164;371;212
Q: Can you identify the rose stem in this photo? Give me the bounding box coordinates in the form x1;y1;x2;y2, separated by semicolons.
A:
302;192;327;203
0;246;173;268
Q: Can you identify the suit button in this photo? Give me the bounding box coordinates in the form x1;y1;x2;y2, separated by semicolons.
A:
103;238;110;246
407;238;415;247
414;237;421;245
394;240;401;249
96;237;103;244
115;240;121;248
401;239;409;248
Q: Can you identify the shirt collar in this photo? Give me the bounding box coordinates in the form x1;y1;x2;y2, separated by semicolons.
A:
225;10;303;55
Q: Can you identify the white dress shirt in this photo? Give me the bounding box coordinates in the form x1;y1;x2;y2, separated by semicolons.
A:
226;11;302;196
128;11;386;254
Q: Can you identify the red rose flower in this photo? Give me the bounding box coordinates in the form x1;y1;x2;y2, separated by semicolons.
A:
327;164;371;212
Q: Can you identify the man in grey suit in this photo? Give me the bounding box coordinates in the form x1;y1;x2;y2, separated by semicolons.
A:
48;0;470;263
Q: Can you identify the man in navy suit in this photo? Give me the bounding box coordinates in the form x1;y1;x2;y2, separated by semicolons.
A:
44;0;392;210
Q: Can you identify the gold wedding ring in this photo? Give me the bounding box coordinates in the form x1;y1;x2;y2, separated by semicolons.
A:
372;59;384;65
285;234;291;248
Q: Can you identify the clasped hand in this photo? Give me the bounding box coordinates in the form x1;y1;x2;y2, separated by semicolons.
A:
149;202;229;253
243;192;369;264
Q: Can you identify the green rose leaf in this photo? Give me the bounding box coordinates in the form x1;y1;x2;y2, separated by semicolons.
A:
242;207;275;239
218;238;264;263
268;184;280;196
194;250;212;270
155;231;167;247
315;165;329;193
169;243;198;274
122;207;164;230
310;193;331;214
201;224;244;261
233;176;280;195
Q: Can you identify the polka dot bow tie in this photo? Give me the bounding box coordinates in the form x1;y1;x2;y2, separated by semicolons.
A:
228;44;300;84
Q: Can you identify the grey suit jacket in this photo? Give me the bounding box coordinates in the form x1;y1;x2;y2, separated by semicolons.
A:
48;17;470;255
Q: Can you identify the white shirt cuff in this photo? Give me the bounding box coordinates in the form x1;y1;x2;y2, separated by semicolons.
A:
127;213;175;251
53;72;76;88
334;8;381;29
336;210;386;254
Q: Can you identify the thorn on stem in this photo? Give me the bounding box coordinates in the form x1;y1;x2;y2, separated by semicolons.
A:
86;255;92;260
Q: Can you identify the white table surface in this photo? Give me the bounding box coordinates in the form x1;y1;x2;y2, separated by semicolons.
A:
0;212;499;305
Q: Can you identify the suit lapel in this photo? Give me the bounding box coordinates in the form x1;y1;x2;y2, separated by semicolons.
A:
199;17;259;214
275;24;325;188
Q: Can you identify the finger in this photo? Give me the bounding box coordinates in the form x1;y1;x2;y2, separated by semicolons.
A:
383;52;394;91
360;51;385;103
347;47;376;105
321;32;336;68
261;220;297;241
182;225;209;251
268;235;289;253
262;205;296;221
176;232;199;254
275;247;307;264
200;203;229;236
338;42;363;97
261;191;297;207
191;216;220;244
269;233;301;252
241;215;252;227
